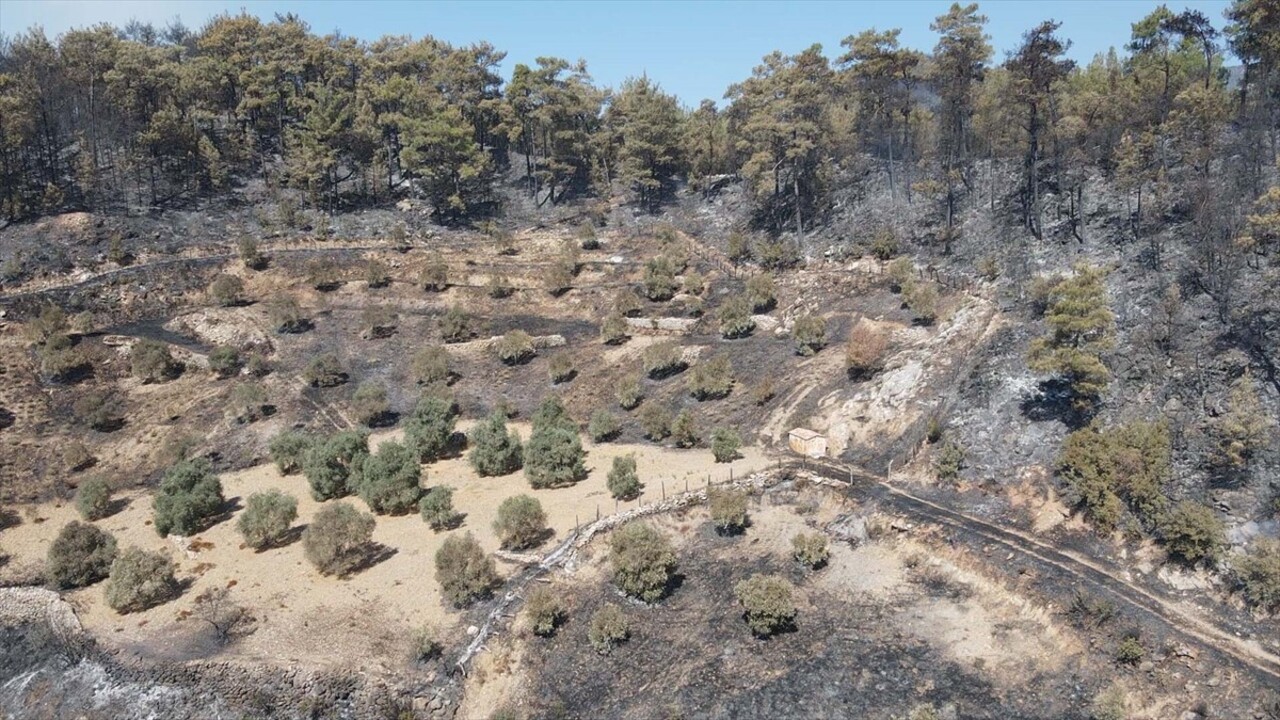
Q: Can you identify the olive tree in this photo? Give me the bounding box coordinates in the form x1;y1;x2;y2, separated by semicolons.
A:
104;548;179;614
493;495;548;550
734;574;797;637
237;491;298;550
302;502;376;577
610;522;677;602
152;458;225;537
47;521;117;588
435;532;500;607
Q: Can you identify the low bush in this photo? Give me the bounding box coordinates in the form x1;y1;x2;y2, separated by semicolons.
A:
411;345;452;386
420;486;462;531
1115;635;1144;665
1160;501;1225;566
364;259;391;288
683;270;706;296
208;345;242;378
73;390;123;431
1233;539;1280;611
792;314;828;356
420;253;448;291
745;273;776;312
708;487;749;535
439;305;472;343
905;282;940;325
152;458;225;537
643;255;678;301
238;237;265;270
617;374;644;410
588;604;630;654
791;532;829;570
351;382;391;427
267;296;309;333
689;355;734;400
75;477;113;520
360;304;397;338
302;502;376;576
846;321;888;380
104;547;179;613
871;229;900;261
435;532;500;607
487;272;514;299
227;382;270;424
354;440;422;515
607;455;643;500
495;330;535;365
613;288;644;317
548;353;575;384
734;574;796;637
610;522;677;603
600;313;629;345
304;353;347;387
411;626;443;664
717;296;755;339
47;521;117;588
469;412;523;476
132;340;180;383
525;586;566;637
269;430;312;475
306;257;342;291
642;341;686;379
671;410;699;448
208;274;245;307
639;404;672;441
934;441;966;482
237;491;298;550
588;409;621;442
727;230;752;264
494;495;548;550
711;428;741;463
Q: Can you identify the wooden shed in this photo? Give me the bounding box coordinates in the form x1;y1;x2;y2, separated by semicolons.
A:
788;428;828;458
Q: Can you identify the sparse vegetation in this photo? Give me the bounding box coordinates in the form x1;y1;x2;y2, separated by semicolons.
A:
846;321;888;380
610;521;677;603
208;345;242;378
237;491;299;550
745;273;777;312
268;296;309;333
47;521;118;589
302;502;376;576
208;274;245;306
1233;539;1280;611
435;532;499;607
600;313;629;345
548;352;575;383
439;305;472;343
588;409;621;442
671;409;699;448
411;345;452;386
351;382;392;426
792;532;829;570
131;339;181;383
717;296;755;339
617;373;644;410
734;574;796;637
420;253;449;291
639;404;672;440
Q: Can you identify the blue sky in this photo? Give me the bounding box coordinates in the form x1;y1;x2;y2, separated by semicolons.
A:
2;0;1234;107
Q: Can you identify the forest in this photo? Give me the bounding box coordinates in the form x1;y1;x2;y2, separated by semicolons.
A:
1;1;1274;247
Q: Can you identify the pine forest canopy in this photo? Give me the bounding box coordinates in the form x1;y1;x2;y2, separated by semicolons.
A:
1;2;1277;239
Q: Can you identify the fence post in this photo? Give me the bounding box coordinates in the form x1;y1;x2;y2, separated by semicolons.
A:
661;480;666;501
596;504;600;522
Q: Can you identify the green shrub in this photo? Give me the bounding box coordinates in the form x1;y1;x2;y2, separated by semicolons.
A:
351;382;391;427
152;458;225;537
494;495;548;550
757;239;798;270
547;353;575;384
47;521;117;589
132;340;180;383
1057;421;1170;533
227;382;269;424
709;487;749;535
411;626;443;664
711;428;741;463
364;258;391;288
934;441;966;482
792;314;827;356
237;491;298;550
671;410;699;448
905;282;940;324
888;257;914;292
104;547;179;614
639;404;672;441
607;455;643;500
734;574;796;637
726;231;752;264
302;430;369;501
745;273;777;312
72;390;121;431
208;274;245;307
689;355;734;400
306;257;343;291
269;430;312;475
1115;635;1144;665
1090;685;1128;720
683;270;706;296
355;440;422;515
405;394;459;463
75;477;113;520
439;305;472;343
642;341;686;379
525;586;566;637
524;426;585;489
435;532;500;607
617;373;644;410
1233;539;1280;611
420;486;462;531
412;345;452;385
643;255;679;301
238;237;265;270
588;409;621;442
717;296;755;339
469;412;524;476
208;345;242;378
600;313;629;345
871;229;900;261
791;532;829;570
302;502;376;576
613;288;644;317
360;304;397;338
1160;501;1226;565
610;522;677;603
588;603;630;654
495;330;535;365
487;272;514;299
304;353;347;387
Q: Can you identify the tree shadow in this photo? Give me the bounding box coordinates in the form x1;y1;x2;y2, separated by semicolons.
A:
0;507;20;530
745;614;798;640
201;497;245;532
0;408;15;430
100;496;131;520
365;411;400;429
255;524;306;552
347;542;398;575
1018;378;1089;428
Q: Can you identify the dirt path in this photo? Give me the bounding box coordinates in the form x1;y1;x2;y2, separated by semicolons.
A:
801;457;1280;685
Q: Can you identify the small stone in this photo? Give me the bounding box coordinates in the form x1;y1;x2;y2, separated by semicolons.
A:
1139;661;1155;673
466;625;479;636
